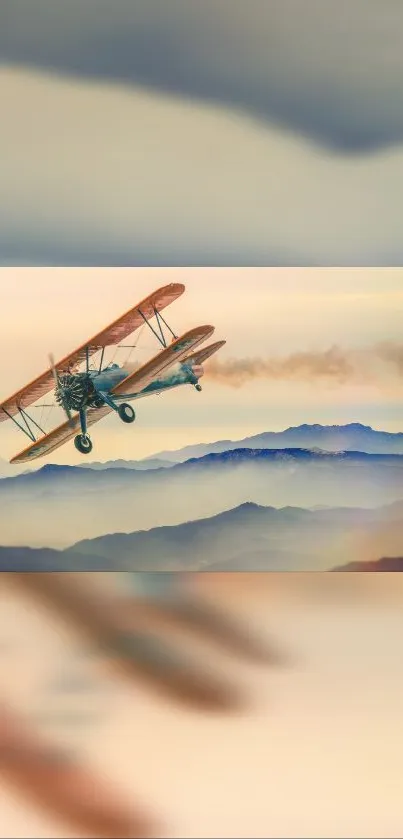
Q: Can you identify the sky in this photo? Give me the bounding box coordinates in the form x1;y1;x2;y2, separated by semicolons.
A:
2;1;403;265
0;268;402;465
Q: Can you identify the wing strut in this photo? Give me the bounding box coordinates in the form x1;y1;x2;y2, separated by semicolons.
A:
1;406;46;442
137;306;178;349
153;306;178;342
98;347;105;374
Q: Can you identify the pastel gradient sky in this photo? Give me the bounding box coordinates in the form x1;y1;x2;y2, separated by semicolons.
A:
0;268;402;465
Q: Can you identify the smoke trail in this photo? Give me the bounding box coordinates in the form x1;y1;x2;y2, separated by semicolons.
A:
204;342;403;388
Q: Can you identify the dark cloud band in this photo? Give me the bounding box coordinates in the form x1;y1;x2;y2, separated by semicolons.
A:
2;0;403;152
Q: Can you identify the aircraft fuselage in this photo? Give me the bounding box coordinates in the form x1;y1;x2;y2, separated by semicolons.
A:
55;360;204;412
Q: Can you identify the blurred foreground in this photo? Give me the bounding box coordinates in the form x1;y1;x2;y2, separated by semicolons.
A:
0;572;402;838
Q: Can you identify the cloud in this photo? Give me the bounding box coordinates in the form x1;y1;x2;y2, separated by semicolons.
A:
2;67;403;267
1;0;403;152
205;343;403;390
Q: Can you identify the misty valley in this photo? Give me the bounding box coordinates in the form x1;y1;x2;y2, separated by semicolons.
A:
0;424;402;572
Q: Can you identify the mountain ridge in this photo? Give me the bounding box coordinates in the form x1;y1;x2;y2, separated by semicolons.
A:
2;422;402;480
0;545;110;571
66;498;403;572
332;556;403;572
1;497;401;571
1;446;402;490
146;422;403;462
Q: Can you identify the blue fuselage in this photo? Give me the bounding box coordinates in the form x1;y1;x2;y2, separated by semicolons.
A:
91;360;202;401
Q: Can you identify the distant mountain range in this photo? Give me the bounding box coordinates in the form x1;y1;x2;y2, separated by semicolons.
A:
0;545;109;571
76;457;173;471
0;446;402;548
1;499;402;572
68;498;403;571
0;455;172;478
332;557;403;571
1;423;402;479
146;423;403;462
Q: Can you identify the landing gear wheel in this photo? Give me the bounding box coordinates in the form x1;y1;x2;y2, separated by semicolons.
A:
195;384;202;392
74;434;93;455
118;403;136;424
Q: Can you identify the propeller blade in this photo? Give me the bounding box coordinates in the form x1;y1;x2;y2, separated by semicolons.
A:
48;353;75;429
48;353;59;390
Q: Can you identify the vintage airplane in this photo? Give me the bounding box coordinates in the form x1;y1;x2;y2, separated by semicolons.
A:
0;283;226;464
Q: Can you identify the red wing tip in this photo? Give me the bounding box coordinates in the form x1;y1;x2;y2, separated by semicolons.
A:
181;325;215;339
10;450;42;465
195;326;215;340
156;282;186;295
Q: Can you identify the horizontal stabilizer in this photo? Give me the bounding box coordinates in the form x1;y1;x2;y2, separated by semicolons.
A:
184;340;226;366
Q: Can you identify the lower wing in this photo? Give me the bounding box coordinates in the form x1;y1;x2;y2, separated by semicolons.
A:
10;407;111;464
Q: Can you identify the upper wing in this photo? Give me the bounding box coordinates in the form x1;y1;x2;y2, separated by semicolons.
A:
10;325;214;464
111;325;215;397
0;283;185;422
183;340;226;366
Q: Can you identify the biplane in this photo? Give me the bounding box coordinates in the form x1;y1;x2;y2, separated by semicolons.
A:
0;284;226;464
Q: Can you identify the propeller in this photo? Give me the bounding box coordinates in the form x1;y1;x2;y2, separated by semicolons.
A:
48;353;75;428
